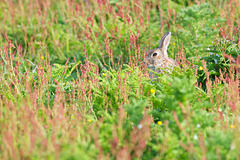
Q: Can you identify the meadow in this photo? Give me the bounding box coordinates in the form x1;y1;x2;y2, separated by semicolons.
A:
0;0;240;159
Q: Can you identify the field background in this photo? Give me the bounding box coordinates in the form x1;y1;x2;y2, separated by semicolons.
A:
0;0;240;159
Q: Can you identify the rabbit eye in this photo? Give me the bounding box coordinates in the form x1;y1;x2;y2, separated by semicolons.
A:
152;53;158;57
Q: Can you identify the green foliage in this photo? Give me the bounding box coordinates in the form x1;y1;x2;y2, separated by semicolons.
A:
197;38;239;91
0;0;240;159
124;99;148;125
174;3;225;58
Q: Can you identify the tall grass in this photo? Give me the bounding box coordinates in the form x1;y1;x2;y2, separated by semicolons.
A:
0;0;240;159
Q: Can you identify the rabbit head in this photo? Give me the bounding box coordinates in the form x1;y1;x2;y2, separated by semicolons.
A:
144;32;178;74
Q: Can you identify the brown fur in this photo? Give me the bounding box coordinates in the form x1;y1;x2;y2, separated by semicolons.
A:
144;32;179;75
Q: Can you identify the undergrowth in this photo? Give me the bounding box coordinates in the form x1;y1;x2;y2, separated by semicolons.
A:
0;0;240;159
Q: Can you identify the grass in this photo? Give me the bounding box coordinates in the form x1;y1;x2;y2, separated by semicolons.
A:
0;0;240;159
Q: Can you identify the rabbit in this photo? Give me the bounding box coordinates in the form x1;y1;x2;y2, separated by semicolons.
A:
144;32;179;78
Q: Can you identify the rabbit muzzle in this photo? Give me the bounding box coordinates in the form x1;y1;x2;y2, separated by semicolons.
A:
143;56;155;70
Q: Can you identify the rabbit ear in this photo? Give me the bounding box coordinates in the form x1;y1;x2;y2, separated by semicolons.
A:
158;32;171;51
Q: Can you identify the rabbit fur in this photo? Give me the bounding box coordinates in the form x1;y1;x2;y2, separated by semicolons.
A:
144;32;179;78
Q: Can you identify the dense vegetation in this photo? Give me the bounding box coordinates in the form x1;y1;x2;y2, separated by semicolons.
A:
0;0;239;159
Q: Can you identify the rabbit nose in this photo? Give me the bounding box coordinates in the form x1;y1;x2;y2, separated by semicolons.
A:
145;60;155;70
143;58;148;65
